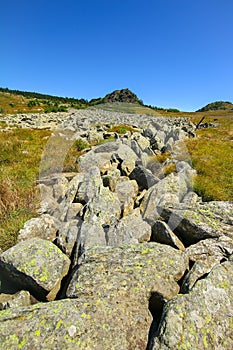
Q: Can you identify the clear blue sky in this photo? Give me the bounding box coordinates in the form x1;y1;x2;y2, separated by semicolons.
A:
1;0;233;111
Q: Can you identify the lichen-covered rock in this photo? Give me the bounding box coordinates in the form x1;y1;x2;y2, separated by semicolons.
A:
0;243;188;350
84;185;121;225
74;166;102;204
0;297;146;350
115;179;138;216
152;258;233;350
0;291;32;310
185;236;233;263
0;238;70;301
107;208;151;245
160;202;233;246
180;236;233;292
67;242;188;301
141;173;188;225
17;214;60;242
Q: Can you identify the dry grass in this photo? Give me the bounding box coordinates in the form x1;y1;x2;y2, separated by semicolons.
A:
0;128;51;250
0;92;47;114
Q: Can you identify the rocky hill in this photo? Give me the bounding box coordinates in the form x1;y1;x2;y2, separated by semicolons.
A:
197;100;233;112
0;87;142;114
0;108;232;349
103;88;142;104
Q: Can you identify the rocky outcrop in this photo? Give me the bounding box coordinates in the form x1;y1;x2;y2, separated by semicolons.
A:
0;108;233;349
103;88;141;104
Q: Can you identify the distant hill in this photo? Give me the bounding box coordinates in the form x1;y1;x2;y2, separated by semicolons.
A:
103;89;142;104
197;101;233;112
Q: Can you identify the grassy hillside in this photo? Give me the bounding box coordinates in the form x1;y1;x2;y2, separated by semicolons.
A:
0;88;88;114
186;112;233;201
197;100;233;112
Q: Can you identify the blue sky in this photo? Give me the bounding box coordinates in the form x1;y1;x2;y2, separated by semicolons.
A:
1;0;233;111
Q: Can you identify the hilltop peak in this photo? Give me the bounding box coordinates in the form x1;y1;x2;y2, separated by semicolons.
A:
196;100;233;112
103;88;142;104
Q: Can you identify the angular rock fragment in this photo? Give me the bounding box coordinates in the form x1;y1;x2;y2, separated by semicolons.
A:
0;291;32;310
129;165;159;190
0;238;70;301
74;166;102;204
107;208;151;245
17;214;60;243
84;185;121;225
152;259;233;350
159;202;233;246
151;220;185;251
141;173;188;225
115;179;138;216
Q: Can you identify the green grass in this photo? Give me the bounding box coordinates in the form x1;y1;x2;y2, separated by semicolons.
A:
107;124;139;134
186;115;233;201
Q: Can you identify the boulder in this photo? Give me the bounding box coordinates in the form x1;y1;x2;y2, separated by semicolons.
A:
0;290;32;310
152;258;233;350
84;185;121;226
17;214;60;242
129;165;159;190
115;179;138;216
107;208;151;245
78;150;113;173
141;173;188;226
78;217;107;252
74;166;102;204
151;221;185;251
56;219;82;257
0;238;70;301
159;202;233;246
64;203;83;221
180;236;233;292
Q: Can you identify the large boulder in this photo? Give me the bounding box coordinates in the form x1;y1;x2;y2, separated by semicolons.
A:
151;258;233;350
141;172;188;226
159;202;233;246
0;243;188;350
0;238;70;301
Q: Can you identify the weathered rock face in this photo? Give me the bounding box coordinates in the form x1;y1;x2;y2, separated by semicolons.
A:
0;243;188;350
0;108;233;349
0;238;70;301
151;258;233;350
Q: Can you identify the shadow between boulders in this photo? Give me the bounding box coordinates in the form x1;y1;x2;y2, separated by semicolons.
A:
146;292;166;350
0;263;47;301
